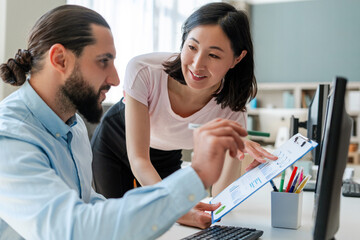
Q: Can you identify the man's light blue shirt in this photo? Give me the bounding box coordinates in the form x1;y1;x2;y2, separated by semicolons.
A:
0;81;207;240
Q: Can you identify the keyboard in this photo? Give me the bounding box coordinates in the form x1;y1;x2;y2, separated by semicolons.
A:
181;225;263;240
342;180;360;197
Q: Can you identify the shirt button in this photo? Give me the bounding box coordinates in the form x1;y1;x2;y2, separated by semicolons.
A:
188;194;195;202
55;133;61;138
152;225;158;231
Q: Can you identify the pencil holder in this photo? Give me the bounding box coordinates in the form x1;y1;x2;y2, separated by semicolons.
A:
271;191;303;229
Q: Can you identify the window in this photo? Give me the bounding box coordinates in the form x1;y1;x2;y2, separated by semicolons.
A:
67;0;218;103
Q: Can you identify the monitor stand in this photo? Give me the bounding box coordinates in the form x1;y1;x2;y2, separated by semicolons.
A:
291;116;316;192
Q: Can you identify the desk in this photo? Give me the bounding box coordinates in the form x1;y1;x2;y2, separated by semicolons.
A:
158;181;360;239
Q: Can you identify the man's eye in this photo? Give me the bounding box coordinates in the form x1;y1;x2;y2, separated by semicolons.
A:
99;58;109;67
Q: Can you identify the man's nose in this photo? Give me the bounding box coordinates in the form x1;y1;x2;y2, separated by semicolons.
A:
107;67;120;86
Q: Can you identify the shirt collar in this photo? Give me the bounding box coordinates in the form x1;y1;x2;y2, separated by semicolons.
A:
20;80;78;139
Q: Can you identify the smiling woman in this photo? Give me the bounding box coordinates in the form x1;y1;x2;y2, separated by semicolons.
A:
177;24;246;116
91;2;277;230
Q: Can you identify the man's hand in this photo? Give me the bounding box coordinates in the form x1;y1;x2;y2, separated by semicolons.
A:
191;118;247;189
177;202;221;229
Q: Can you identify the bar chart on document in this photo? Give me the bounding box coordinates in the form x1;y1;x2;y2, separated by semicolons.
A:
210;133;318;223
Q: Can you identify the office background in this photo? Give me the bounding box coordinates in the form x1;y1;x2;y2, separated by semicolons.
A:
1;0;359;101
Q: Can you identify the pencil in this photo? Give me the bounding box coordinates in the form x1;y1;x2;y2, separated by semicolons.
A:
295;175;311;193
286;166;298;192
289;172;299;193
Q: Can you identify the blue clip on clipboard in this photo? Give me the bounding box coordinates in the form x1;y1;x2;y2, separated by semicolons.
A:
210;133;318;223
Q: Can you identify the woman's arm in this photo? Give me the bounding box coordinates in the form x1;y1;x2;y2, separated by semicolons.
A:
211;151;242;197
211;138;278;196
125;95;162;186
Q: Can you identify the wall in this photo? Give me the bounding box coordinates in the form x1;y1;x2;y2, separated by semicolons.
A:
0;0;66;100
0;0;6;100
251;0;360;83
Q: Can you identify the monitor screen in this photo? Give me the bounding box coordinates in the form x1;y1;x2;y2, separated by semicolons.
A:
307;84;330;165
313;77;352;240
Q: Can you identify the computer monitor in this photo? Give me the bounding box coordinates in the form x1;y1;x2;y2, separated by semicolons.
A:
306;84;330;166
313;77;352;240
290;84;330;192
290;84;330;165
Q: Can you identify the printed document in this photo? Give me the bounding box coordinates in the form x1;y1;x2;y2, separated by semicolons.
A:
210;133;318;223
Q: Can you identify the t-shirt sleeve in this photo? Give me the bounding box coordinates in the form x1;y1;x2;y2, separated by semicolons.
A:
123;57;151;107
239;111;247;129
229;111;247;130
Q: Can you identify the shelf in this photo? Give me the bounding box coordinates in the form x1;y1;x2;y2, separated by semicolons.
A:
247;82;360;164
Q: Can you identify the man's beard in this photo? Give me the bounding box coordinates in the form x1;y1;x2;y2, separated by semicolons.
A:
60;64;110;123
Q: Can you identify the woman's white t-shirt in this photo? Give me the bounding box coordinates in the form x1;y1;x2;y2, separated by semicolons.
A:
123;52;247;150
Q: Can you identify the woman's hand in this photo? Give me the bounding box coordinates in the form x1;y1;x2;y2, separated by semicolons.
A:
238;139;278;171
191;118;247;189
176;202;221;229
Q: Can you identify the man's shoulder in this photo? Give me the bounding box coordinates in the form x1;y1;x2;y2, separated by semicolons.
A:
0;93;29;123
0;95;41;140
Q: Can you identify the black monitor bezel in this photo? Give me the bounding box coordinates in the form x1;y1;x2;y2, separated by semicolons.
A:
313;77;352;240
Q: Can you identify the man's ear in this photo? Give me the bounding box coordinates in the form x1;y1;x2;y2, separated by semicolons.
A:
48;43;74;75
231;50;247;69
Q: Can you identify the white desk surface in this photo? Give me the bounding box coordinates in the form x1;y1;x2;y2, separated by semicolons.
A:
158;179;360;240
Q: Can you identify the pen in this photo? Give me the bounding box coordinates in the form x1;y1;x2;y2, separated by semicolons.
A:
295;168;303;190
289;172;299;193
279;170;285;192
270;180;278;192
286;166;298;192
299;167;304;183
188;123;202;129
295;175;311;193
188;123;270;137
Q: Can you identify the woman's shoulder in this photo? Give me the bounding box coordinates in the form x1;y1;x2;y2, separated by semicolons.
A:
127;52;178;70
209;102;247;123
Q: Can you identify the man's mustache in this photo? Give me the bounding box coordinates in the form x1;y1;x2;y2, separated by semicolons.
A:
99;85;111;92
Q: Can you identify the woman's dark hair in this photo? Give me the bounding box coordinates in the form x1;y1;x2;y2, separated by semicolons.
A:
0;5;110;86
163;2;257;112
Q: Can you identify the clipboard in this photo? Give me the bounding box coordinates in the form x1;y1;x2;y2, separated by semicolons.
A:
210;133;318;223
